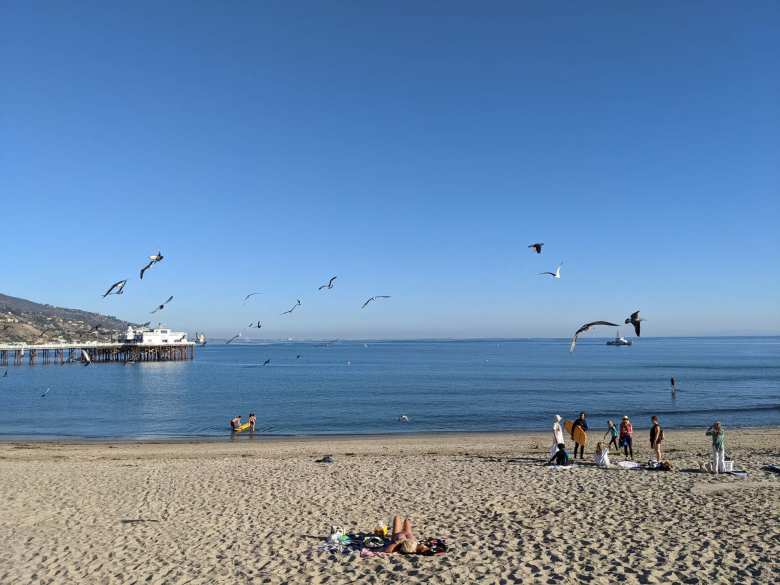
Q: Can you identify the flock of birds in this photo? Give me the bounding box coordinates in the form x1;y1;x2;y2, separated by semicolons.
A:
527;242;644;351
100;245;641;353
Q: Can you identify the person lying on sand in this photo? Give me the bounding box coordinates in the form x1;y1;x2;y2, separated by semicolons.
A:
382;516;431;554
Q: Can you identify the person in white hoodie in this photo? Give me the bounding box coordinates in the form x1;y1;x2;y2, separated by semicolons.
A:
593;441;611;467
550;414;565;458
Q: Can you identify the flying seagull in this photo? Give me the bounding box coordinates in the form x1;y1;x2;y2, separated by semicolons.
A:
81;349;92;366
528;243;544;254
570;321;621;352
150;295;174;314
361;295;391;309
263;359;271;366
102;279;127;297
281;299;302;315
625;310;645;337
2;369;7;378
41;387;52;398
225;333;241;345
296;354;301;359
318;276;337;291
248;321;262;329
399;415;409;422
140;251;164;280
539;262;563;279
243;292;262;303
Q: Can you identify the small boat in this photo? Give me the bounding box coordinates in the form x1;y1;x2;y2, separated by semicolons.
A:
606;331;632;346
192;332;207;346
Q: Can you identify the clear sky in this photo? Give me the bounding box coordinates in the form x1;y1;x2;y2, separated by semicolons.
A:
3;2;778;338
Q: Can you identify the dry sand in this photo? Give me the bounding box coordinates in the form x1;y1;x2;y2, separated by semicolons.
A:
0;428;778;584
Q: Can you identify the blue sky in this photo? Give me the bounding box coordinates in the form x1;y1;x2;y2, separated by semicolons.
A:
2;2;778;338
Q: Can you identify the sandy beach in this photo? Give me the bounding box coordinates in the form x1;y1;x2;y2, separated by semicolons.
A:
0;428;778;584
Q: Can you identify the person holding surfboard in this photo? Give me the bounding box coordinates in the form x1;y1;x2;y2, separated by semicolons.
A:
571;412;589;459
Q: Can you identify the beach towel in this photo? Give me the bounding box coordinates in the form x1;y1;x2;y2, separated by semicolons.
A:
617;461;641;469
320;532;447;557
547;464;577;470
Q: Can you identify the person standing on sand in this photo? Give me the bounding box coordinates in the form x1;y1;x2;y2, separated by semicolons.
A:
706;421;726;474
604;420;619;452
551;414;565;457
649;416;664;461
619;415;634;459
572;412;588;459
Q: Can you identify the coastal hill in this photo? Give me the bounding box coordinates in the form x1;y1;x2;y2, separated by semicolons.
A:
0;293;136;344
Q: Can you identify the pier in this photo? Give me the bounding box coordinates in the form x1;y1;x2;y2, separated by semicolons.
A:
0;341;195;367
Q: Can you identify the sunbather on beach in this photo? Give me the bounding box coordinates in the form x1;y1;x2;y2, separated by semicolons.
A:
383;516;430;554
546;443;572;466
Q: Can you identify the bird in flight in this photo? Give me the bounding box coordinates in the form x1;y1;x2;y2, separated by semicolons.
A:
81;349;92;366
318;276;337;291
281;299;302;315
570;321;620;352
263;359;271;366
296;354;301;359
150;296;174;314
225;333;241;345
243;292;262;303
2;369;7;378
41;387;52;398
248;321;262;329
539;262;563;279
528;243;544;254
361;296;391;309
625;310;644;336
102;279;127;297
140;251;164;280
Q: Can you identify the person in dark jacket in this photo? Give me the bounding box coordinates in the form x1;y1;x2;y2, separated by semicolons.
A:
546;443;572;466
572;412;589;459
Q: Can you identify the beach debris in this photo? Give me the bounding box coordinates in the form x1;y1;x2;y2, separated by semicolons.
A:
150;295;174;314
570;320;621;352
281;299;302;315
318;276;338;291
625;310;644;336
361;295;391;309
538;262;563;279
528;242;544;254
316;455;334;464
243;292;262;303
140;250;164;280
102;279;127;298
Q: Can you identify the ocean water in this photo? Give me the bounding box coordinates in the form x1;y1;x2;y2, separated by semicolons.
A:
0;337;778;439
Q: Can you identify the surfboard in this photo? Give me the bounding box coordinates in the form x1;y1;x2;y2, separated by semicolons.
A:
233;422;251;433
564;420;588;446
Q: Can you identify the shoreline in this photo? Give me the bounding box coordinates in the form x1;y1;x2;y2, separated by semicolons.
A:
1;423;778;445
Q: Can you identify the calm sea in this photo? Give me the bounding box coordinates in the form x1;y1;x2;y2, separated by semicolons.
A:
0;337;778;439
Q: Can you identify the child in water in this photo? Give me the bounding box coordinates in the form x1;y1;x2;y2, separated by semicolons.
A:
604;420;619;452
248;412;257;432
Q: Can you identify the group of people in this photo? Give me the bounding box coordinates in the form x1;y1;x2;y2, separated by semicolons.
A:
547;412;728;474
229;412;257;432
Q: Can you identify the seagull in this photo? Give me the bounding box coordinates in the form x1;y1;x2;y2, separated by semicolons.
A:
81;349;92;366
528;243;544;254
139;251;164;280
539;262;563;279
41;387;51;397
361;296;391;309
318;276;337;291
2;370;7;378
243;292;262;303
150;296;174;314
281;299;302;315
625;310;645;337
263;359;271;366
225;333;241;345
570;321;621;352
399;415;409;423
102;279;127;297
248;321;262;329
296;354;301;359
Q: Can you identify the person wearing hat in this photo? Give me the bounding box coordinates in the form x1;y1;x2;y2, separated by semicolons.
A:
619;415;634;460
550;414;565;458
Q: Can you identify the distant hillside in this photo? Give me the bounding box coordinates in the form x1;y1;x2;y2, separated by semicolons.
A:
0;293;136;344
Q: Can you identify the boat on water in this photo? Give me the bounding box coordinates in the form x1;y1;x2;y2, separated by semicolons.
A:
606;331;632;346
192;332;207;346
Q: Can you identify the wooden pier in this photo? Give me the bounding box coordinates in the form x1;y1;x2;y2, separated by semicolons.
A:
0;341;195;367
